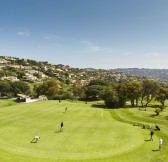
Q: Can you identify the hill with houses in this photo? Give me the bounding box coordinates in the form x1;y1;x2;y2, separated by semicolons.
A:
0;56;137;84
113;68;168;82
0;56;168;84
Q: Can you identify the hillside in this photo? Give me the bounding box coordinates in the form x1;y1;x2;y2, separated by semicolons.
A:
1;56;168;84
0;56;138;84
113;68;168;82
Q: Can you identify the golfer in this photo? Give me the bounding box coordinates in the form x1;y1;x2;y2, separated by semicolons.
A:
31;136;40;143
159;138;163;150
60;122;64;132
149;130;154;141
155;125;160;131
65;108;67;112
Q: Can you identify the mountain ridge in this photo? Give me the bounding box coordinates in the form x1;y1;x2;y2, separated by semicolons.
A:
0;56;168;84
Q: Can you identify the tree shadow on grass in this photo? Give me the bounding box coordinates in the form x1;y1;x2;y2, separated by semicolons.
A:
55;130;61;133
152;149;159;152
91;104;106;109
150;114;158;118
30;139;37;143
165;116;168;120
144;139;151;142
30;141;37;143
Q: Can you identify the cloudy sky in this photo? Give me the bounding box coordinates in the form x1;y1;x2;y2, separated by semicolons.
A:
0;0;168;69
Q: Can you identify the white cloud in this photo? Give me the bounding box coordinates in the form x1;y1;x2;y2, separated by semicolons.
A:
144;52;161;58
122;52;133;56
17;31;30;37
81;40;108;53
42;34;60;40
81;40;92;46
53;43;63;47
87;45;107;53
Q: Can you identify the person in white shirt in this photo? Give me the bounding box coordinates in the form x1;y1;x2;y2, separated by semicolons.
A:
31;136;40;143
159;138;163;150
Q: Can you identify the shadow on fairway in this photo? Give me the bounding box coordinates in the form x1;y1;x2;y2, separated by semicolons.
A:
165;116;168;120
92;103;133;109
150;114;158;118
55;130;61;133
144;139;151;141
91;104;107;109
30;141;37;143
152;149;159;152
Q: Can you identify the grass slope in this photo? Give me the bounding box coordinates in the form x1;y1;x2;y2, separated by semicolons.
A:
0;100;167;162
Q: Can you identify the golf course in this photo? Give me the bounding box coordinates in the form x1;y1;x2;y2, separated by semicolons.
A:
0;99;167;162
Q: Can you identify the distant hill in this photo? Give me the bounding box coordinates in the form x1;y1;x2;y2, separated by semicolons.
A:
1;56;168;84
0;56;138;84
113;68;168;82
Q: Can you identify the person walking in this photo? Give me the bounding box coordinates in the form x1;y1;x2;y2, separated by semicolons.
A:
159;138;163;150
60;122;64;132
149;130;154;141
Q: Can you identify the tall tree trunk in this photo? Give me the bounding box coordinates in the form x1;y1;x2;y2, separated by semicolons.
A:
145;98;152;107
136;98;138;107
161;101;165;107
131;99;134;107
141;96;144;107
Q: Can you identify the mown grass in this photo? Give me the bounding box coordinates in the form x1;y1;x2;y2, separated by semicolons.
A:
0;100;167;162
0;99;18;107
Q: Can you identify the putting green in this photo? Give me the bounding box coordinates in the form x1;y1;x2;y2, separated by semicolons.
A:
0;100;167;162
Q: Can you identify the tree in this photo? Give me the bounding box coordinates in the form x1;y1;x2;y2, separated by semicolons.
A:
56;82;73;100
73;83;86;100
126;80;141;107
85;85;104;101
85;79;109;101
155;87;168;108
101;88;119;108
141;80;160;107
36;78;60;99
45;69;54;77
0;81;11;97
16;70;26;79
154;108;161;116
88;79;109;86
2;66;25;79
116;83;127;107
11;81;30;96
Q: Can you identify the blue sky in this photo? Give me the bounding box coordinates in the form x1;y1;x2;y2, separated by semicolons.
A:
0;0;168;69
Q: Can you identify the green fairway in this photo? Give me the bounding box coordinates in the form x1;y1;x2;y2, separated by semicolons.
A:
0;100;167;162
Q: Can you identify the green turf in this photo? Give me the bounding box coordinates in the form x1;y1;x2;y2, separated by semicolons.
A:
0;100;167;162
0;99;17;107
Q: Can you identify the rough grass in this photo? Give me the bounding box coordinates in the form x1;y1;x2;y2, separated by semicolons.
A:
0;100;167;162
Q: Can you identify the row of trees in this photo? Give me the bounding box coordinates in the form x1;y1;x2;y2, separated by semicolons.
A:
0;78;168;109
0;80;30;97
0;79;72;100
84;79;168;108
